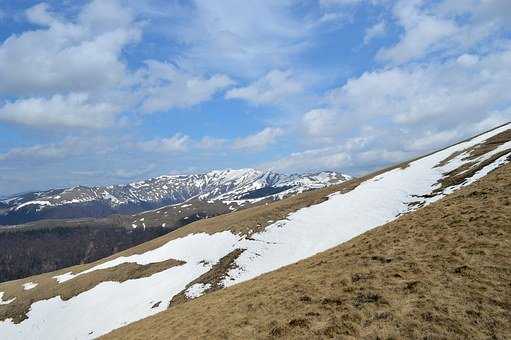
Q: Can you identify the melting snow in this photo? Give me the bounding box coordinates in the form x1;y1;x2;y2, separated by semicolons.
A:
1;124;509;339
101;191;120;205
0;232;240;339
0;292;15;305
53;272;75;284
22;282;38;291
14;201;52;211
185;283;211;299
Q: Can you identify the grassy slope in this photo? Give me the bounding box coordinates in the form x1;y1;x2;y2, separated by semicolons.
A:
0;175;358;322
105;162;511;339
0;197;232;283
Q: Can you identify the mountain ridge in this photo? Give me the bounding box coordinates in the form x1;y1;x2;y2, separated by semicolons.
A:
0;123;509;339
0;169;350;225
105;155;511;340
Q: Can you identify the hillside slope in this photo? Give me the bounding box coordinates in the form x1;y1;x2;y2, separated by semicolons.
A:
0;123;509;339
106;155;511;339
0;171;349;283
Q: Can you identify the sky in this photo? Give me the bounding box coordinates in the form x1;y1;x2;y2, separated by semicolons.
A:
0;0;510;196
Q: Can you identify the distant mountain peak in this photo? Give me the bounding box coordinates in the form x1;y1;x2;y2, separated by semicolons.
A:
0;168;351;225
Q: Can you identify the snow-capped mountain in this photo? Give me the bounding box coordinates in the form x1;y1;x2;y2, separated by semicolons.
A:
0;123;509;339
0;170;350;225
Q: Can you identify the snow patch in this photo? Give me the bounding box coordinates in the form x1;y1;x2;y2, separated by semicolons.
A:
14;201;52;211
53;272;75;284
22;282;38;291
0;232;240;339
0;292;15;305
185;283;211;299
1;124;509;340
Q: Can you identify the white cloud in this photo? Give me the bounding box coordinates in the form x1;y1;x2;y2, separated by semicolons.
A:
0;1;141;129
262;133;417;175
322;47;511;129
377;0;511;64
225;70;303;105
0;1;238;129
364;21;386;44
0;144;69;162
263;147;351;173
110;165;157;179
136;134;190;153
139;61;233;113
319;0;387;9
233;127;284;151
196;137;226;150
377;1;458;63
2;0;511;192
436;0;511;30
298;44;511;171
357;149;411;164
302;108;356;138
0;137;117;162
25;3;56;26
78;0;138;34
408;130;458;151
166;1;311;76
456;53;479;67
0;0;139;96
319;0;363;7
0;93;120;128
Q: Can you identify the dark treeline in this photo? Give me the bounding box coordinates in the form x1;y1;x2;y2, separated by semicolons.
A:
0;226;170;283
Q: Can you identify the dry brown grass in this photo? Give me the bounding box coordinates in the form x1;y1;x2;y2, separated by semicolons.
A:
0;258;184;323
433;129;511;193
169;249;244;307
2;124;509;331
467;128;511;159
104;162;511;340
0;173;363;323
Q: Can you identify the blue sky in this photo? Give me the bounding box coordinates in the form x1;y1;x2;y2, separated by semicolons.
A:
0;0;510;196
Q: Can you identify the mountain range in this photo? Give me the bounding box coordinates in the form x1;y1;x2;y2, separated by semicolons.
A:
0;170;350;226
108;144;511;340
0;170;350;283
0;123;510;339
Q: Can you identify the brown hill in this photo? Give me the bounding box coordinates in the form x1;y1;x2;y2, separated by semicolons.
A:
0;124;509;339
0;173;347;283
104;162;511;339
0;176;357;324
